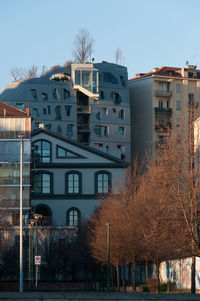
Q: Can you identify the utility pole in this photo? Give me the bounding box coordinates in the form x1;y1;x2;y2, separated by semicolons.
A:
106;223;110;291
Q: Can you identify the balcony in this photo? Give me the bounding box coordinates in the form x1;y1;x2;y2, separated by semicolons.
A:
154;107;172;115
77;124;90;132
77;106;91;114
155;121;172;131
0;131;31;139
154;90;172;97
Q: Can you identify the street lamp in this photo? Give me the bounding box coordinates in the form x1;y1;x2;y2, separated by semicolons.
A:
18;134;24;293
106;223;110;291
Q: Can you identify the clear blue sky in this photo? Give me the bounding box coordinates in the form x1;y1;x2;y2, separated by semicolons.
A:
1;0;200;90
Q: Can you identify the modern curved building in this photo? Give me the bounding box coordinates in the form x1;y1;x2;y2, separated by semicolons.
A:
0;62;130;161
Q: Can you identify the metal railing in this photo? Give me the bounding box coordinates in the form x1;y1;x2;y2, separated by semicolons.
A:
154;90;172;97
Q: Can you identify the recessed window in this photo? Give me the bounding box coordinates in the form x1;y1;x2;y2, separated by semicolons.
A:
95;171;111;194
43;108;47;115
46;124;51;130
118;127;125;135
33;172;52;194
119;109;125;119
63;89;71;99
66;171;81;194
33;140;51;163
67;208;80;226
55;105;61;120
32;108;39;118
94;125;101;136
66;124;74;138
120;75;126;87
111;92;121;105
96;112;101;120
176;101;181;111
42;92;48;101
65;105;71;116
47;105;51;114
101;107;108;116
112;108;116;113
176;84;181;93
100;91;105;99
103;72;118;84
52;88;60;100
159;100;163;109
103;126;108;137
31;89;37;100
159;83;163;91
57;125;62;136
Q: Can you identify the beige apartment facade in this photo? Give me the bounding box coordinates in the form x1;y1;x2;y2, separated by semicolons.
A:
129;65;200;162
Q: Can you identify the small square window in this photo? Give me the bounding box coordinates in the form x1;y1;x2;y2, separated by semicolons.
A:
118;127;125;135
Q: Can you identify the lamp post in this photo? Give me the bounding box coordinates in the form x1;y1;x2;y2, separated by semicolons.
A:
33;213;42;289
19;135;24;293
106;223;110;291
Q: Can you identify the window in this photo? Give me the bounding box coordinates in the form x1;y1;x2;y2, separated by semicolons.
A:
176;101;181;111
159;83;163;91
52;88;60;100
189;93;194;106
66;171;81;194
42;92;48;101
96;112;101;120
176;118;181;128
95;171;111;194
67;208;80;226
46;124;51;130
159;100;163;109
103;126;108;137
167;82;170;92
57;145;80;158
55;105;61;120
56;125;62;136
33;172;52;194
111;92;121;105
176;84;181;93
100;91;105;99
65;105;71;116
101;107;108;116
94;125;101;136
119;109;125;119
120;75;126;87
43;108;47;115
118;127;125;135
31;89;37;100
47;105;51;114
112;108;116;114
63;89;70;99
32;108;39;118
66;124;74;138
103;72;118;84
33;140;51;163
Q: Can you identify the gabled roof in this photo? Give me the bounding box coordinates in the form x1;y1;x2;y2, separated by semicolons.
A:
129;66;200;81
0;101;30;117
32;128;129;168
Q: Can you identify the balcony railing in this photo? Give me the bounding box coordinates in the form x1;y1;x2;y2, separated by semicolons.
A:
154;107;172;115
155;121;172;131
77;106;91;114
154;91;172;97
77;124;90;132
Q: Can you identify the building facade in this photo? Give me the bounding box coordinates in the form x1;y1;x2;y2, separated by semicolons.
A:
31;128;128;227
0;102;32;226
0;62;130;161
129;65;200;162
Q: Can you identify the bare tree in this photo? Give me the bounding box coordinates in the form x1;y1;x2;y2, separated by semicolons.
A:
73;28;94;63
10;68;24;81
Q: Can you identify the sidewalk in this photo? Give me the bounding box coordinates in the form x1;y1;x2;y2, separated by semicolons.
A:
0;292;200;301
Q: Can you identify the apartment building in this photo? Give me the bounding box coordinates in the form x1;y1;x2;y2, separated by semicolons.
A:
0;62;130;161
0;102;32;225
129;65;200;162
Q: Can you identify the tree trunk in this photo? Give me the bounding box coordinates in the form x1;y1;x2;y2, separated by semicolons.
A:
132;256;136;292
156;260;160;293
122;263;126;292
191;255;196;294
116;262;120;292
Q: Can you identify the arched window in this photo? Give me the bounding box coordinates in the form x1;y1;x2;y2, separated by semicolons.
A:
65;171;82;194
66;207;80;226
95;171;111;194
33;171;52;194
33;140;51;163
33;204;52;226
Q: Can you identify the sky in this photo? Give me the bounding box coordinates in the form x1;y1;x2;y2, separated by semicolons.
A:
1;0;200;91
